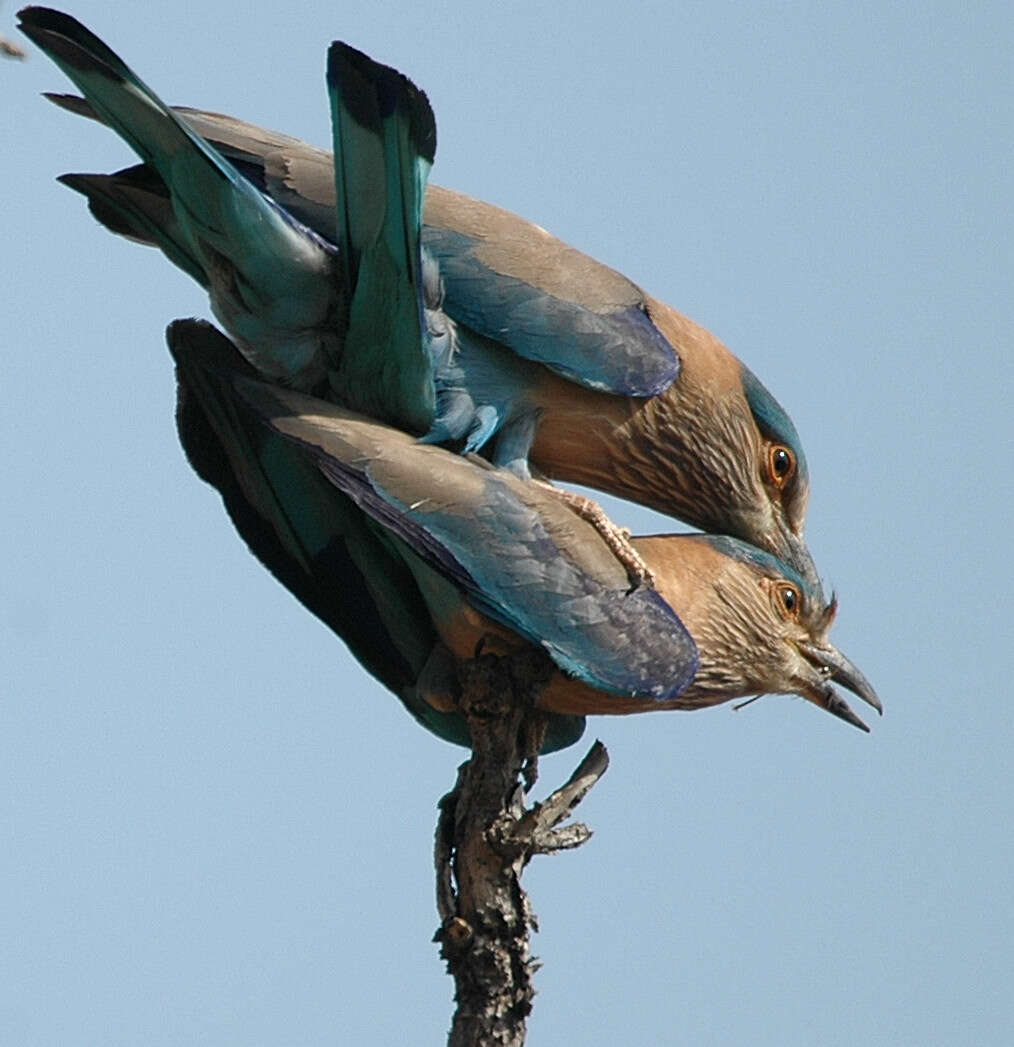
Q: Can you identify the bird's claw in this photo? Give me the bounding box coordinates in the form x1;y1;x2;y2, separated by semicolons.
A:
545;486;656;591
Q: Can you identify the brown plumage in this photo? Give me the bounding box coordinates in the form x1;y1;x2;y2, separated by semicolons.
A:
44;92;820;591
170;319;879;733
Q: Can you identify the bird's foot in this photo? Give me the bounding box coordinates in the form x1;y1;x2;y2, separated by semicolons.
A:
542;484;655;590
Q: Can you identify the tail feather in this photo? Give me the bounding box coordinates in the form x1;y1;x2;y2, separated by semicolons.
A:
42;90;96;119
45;92;344;241
327;42;435;296
59;170;207;285
21;9;239;200
325;41;437;432
23;7;340;387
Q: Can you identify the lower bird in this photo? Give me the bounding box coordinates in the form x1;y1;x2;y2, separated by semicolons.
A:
170;320;881;741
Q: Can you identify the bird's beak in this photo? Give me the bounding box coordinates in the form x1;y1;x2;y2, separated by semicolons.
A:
781;529;823;596
798;640;883;732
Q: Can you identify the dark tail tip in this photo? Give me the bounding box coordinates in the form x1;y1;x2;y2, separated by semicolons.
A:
19;6;131;83
43;91;95;118
327;40;436;164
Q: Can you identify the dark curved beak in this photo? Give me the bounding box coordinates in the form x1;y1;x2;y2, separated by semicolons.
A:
799;641;883;732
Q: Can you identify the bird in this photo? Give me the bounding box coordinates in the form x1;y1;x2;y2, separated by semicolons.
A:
170;319;881;739
171;316;586;753
23;6;822;592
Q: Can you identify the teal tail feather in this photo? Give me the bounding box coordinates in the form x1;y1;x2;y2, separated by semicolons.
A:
325;41;438;433
21;7;340;387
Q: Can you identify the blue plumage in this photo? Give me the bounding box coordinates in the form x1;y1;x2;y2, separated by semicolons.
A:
306;444;699;700
28;10;823;591
323;42;561;471
325;40;435;433
739;365;809;487
27;8;539;469
19;6;342;389
171;320;881;734
423;225;681;397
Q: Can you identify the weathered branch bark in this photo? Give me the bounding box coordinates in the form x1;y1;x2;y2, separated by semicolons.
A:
434;649;609;1047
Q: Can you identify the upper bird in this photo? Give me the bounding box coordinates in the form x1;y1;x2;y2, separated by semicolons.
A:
170;319;880;740
23;6;820;588
18;7;440;433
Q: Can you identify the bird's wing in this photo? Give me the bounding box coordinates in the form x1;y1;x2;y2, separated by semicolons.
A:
324;41;436;433
169;319;585;752
23;7;337;386
226;376;699;700
169;319;469;746
46;92;680;397
421;187;681;396
44;93;342;239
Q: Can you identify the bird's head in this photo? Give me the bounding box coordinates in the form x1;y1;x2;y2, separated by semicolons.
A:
640;534;881;730
643;299;818;591
730;362;816;586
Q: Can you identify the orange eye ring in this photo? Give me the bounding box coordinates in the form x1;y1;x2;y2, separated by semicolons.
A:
776;584;800;619
768;444;796;488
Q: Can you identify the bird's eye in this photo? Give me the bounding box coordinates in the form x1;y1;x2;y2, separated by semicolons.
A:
767;445;796;488
777;584;800;617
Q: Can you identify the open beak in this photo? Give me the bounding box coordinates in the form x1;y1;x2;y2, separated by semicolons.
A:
799;641;883;732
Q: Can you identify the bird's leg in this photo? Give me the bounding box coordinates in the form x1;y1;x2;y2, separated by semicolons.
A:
492;416;652;587
538;482;655;590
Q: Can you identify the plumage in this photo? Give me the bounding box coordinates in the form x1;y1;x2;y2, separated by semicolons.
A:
324;40;436;432
172;317;586;752
30;16;821;589
172;318;584;754
170;320;881;736
18;7;343;390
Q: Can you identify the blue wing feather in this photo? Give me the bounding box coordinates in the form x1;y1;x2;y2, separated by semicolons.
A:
169;319;586;752
228;377;700;701
45;86;680;402
422;224;680;397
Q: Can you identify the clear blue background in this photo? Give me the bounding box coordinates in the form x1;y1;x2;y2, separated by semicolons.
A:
3;1;1011;1043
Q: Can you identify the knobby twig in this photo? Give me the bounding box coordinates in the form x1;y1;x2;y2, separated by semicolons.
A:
434;649;609;1046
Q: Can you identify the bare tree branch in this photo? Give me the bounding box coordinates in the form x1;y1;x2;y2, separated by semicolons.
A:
434;649;609;1046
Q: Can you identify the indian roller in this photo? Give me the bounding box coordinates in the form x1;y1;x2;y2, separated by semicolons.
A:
22;6;822;590
171;320;881;742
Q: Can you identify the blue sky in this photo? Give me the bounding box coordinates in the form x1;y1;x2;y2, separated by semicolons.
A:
3;2;1011;1044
